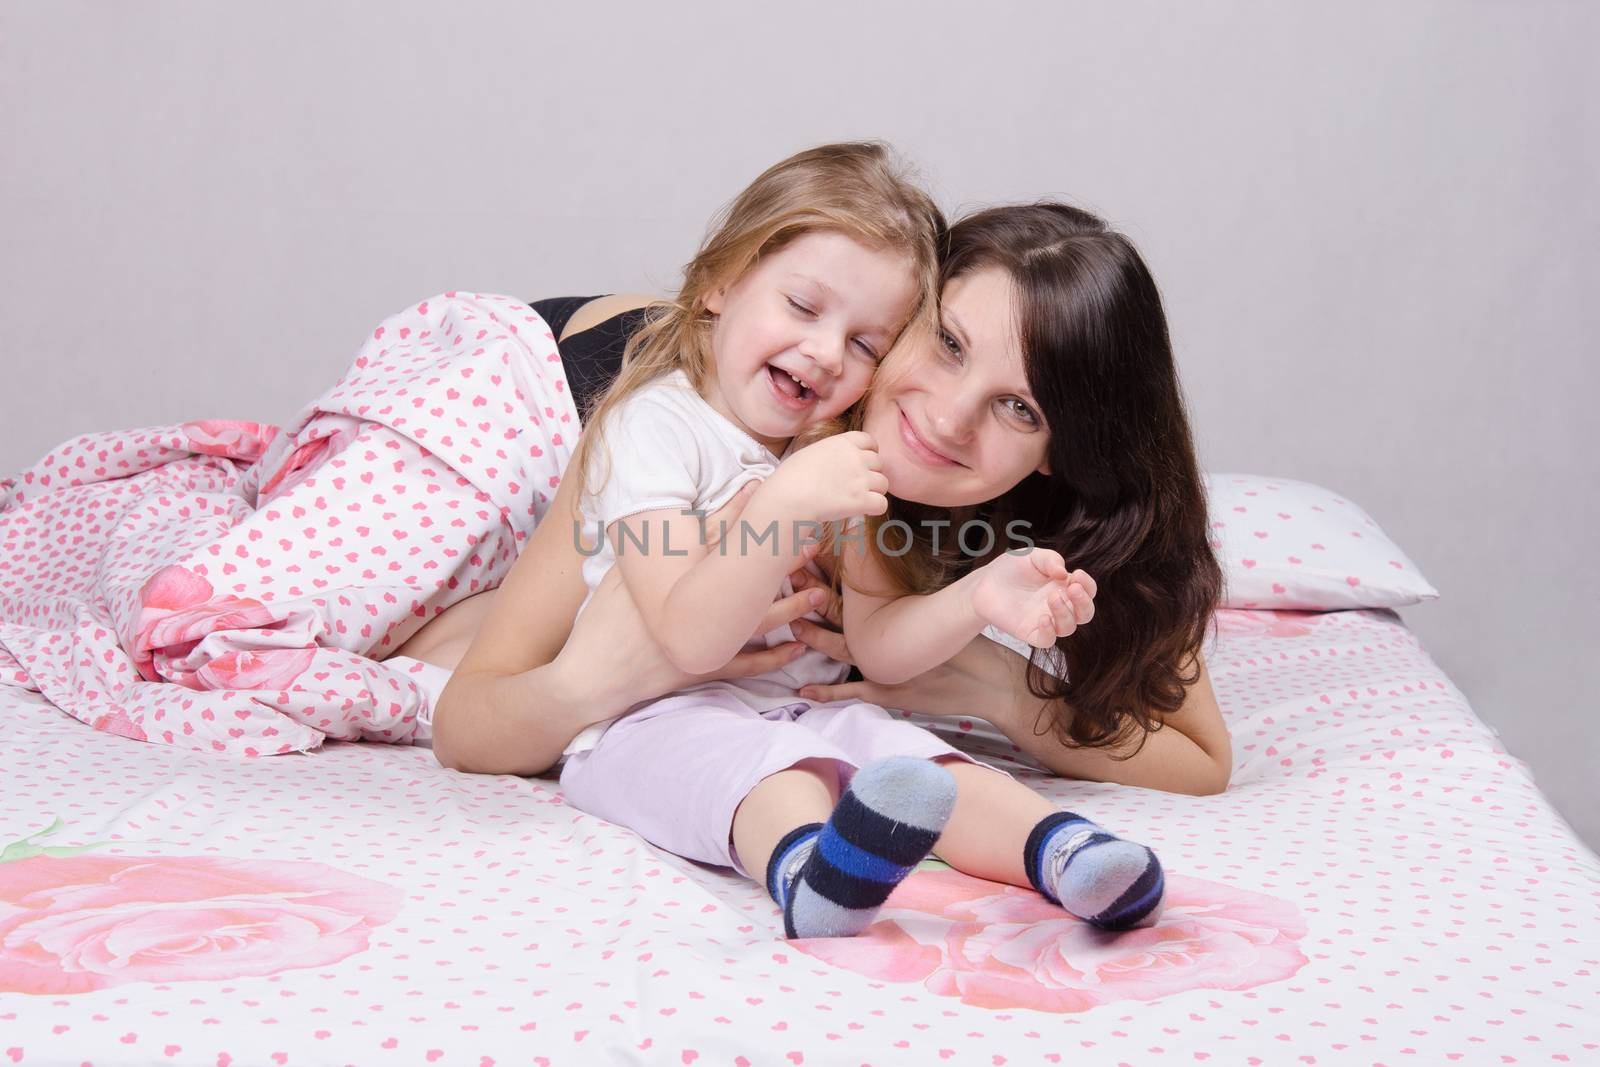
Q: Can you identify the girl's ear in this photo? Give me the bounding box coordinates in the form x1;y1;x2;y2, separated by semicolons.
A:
704;285;726;315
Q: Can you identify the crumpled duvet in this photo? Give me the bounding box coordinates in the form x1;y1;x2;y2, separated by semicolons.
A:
0;292;577;754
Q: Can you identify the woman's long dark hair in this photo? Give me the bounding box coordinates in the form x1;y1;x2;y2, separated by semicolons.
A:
905;203;1222;755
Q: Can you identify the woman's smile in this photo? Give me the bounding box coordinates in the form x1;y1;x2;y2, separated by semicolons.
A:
896;404;961;468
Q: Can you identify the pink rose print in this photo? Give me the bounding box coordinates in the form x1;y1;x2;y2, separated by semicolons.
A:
0;852;402;995
196;647;317;691
181;419;279;461
1213;608;1324;639
88;710;147;742
793;869;1307;1013
258;427;354;502
132;566;278;680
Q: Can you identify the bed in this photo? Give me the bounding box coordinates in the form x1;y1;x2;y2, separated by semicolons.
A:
2;603;1596;1066
2;295;1596;1063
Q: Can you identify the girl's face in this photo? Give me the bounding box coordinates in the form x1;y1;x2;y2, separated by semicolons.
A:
703;231;916;452
863;267;1052;507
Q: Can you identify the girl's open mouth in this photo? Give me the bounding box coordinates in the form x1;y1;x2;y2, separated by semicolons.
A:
766;364;815;408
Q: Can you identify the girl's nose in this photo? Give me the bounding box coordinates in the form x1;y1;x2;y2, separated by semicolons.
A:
800;330;846;377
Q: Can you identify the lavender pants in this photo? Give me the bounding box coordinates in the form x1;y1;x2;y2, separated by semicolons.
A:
558;687;1000;877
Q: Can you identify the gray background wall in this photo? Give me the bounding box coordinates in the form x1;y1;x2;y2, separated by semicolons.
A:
3;2;1594;847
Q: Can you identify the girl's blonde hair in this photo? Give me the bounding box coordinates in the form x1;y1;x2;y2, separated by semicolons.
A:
569;141;945;498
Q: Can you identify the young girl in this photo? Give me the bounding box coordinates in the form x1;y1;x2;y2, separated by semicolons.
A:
555;144;1167;940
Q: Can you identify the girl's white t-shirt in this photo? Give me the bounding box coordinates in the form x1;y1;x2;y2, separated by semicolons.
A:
563;370;846;756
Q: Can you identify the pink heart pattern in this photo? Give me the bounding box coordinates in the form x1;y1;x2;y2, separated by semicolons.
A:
2;590;1598;1065
1204;473;1438;611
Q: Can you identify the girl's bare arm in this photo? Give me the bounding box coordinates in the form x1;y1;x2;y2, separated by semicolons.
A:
791;588;1232;796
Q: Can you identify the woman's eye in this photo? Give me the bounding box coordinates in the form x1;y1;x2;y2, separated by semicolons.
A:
786;297;816;317
1005;398;1038;424
938;329;962;360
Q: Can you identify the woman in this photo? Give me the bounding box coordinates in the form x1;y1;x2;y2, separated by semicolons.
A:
402;204;1233;798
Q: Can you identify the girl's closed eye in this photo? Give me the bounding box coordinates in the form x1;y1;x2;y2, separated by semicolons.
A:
788;294;879;361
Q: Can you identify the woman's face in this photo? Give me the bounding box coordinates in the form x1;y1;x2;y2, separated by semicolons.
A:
862;267;1052;508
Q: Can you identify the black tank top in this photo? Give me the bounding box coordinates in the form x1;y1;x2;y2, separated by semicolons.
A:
526;296;649;423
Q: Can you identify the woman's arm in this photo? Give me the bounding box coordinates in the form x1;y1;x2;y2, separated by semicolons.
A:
429;469;623;774
791;603;1232;796
430;476;823;776
976;640;1231;796
432;293;830;776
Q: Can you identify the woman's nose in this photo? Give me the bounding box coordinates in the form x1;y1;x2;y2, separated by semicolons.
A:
925;387;979;444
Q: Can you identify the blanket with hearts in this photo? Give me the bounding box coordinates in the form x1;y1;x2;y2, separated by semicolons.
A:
0;292;577;754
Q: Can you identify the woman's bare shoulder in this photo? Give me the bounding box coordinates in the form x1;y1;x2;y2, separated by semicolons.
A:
561;293;661;341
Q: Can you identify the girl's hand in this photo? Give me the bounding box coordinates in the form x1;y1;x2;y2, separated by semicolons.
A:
969;549;1096;648
759;431;889;523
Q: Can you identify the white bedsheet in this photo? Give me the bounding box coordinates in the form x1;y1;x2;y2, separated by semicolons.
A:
1;607;1596;1065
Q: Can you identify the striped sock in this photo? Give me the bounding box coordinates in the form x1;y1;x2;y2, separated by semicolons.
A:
765;757;957;939
1024;811;1166;930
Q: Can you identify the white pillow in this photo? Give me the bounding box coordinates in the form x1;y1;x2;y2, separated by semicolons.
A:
1205;473;1438;610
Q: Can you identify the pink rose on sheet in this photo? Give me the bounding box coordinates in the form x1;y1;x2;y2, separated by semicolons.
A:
1213;608;1323;639
0;854;402;995
793;869;1307;1013
259;427;354;502
196;647;317;691
181;419;279;461
133;566;278;673
89;710;147;742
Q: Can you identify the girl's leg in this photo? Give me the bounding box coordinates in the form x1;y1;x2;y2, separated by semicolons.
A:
933;759;1166;930
786;701;1163;931
730;757;841;883
561;692;949;941
930;759;1055;885
734;755;957;939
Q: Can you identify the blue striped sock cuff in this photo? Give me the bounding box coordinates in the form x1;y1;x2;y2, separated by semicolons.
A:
1024;811;1096;902
766;822;824;907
